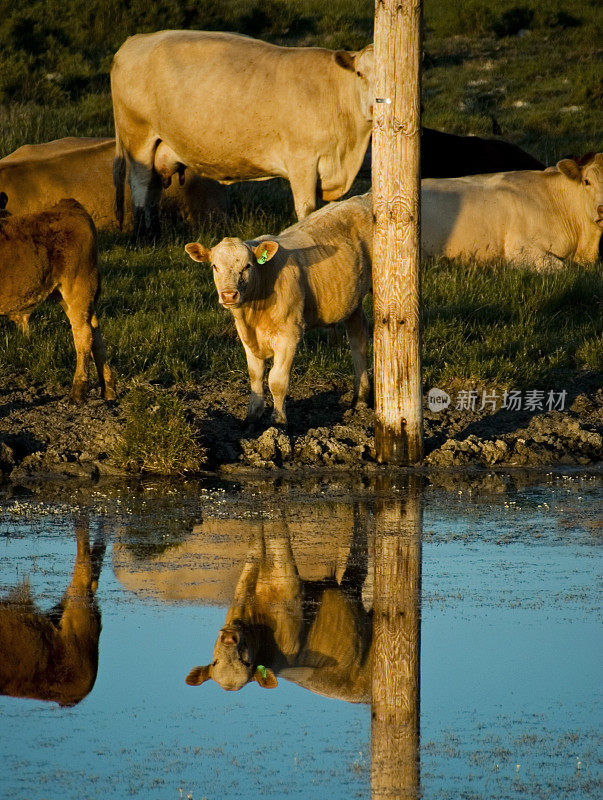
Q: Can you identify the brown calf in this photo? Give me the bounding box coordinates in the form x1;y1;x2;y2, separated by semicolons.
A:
0;518;105;707
0;198;116;402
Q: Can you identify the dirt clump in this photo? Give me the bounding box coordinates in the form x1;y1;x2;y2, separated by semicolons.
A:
425;393;602;467
0;377;601;482
239;413;375;469
0;382;124;482
227;383;603;471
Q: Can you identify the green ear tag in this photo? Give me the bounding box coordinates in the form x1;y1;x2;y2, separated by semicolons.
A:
257;664;268;679
257;249;268;265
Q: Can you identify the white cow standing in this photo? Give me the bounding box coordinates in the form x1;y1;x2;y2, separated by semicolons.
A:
111;30;374;236
421;153;603;268
185;193;373;427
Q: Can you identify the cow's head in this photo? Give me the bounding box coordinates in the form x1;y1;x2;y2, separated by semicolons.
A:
184;237;279;308
334;43;374;121
556;153;603;228
185;622;278;691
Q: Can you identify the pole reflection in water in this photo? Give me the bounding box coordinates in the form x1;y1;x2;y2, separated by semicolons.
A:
0;516;106;707
371;476;422;800
0;475;599;799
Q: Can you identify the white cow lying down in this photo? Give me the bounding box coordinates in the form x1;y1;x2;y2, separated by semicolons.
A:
421;153;603;268
185;193;373;426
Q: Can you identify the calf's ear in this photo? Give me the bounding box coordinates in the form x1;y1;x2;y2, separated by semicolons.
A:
556;159;581;182
253;241;279;264
185;242;212;263
254;665;278;689
185;664;212;686
334;50;355;71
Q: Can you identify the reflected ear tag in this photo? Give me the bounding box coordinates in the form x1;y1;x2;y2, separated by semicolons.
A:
257;249;268;265
257;665;268;680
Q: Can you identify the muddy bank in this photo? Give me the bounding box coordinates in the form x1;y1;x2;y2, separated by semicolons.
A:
0;373;601;484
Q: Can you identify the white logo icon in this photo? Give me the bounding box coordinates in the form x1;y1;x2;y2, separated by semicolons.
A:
427;388;451;412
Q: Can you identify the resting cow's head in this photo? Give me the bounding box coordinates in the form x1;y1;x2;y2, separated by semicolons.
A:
334;43;374;121
185;622;278;692
185;237;279;309
556;153;603;229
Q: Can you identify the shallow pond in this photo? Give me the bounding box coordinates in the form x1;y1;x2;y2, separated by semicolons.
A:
0;471;600;800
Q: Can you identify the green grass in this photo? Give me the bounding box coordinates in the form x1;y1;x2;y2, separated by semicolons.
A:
0;0;601;398
1;226;599;396
1;0;601;161
113;385;205;474
421;260;602;387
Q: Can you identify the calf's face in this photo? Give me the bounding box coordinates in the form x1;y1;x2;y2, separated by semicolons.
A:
185;623;278;691
557;153;603;227
185;237;279;308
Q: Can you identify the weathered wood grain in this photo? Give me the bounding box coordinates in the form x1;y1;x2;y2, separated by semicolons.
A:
371;476;422;799
372;0;424;463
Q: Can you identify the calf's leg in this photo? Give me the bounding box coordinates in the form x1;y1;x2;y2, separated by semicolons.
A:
268;338;298;426
61;287;115;403
260;519;303;654
227;523;264;619
262;519;301;599
90;313;116;401
344;306;370;407
9;313;30;337
65;307;93;404
56;517;102;704
243;343;266;424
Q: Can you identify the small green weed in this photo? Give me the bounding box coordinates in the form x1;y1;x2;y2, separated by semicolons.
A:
114;385;204;475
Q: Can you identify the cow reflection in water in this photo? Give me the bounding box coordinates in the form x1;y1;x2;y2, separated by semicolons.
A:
0;518;105;707
186;510;373;700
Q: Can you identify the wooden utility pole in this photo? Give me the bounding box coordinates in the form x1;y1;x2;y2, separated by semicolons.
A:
372;0;423;463
371;476;422;799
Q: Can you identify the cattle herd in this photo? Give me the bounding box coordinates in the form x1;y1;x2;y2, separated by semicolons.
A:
0;503;372;704
1;29;602;416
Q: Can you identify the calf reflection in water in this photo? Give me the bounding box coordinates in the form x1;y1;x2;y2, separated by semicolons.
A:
0;518;105;707
186;509;373;700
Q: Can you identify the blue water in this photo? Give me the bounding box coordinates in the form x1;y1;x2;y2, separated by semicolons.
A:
0;473;600;800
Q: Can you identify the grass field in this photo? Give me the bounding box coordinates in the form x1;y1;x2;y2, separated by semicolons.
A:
0;0;601;399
